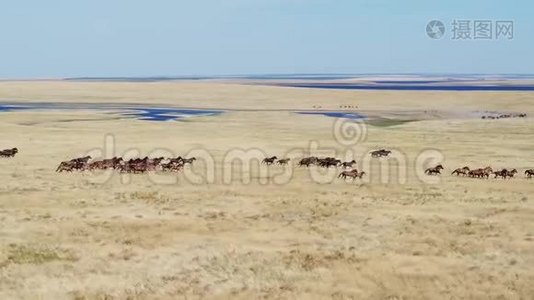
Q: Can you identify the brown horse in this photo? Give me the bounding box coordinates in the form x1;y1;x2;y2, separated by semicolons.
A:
371;149;391;158
425;164;444;175
168;156;183;163
56;161;76;172
298;157;318;167
0;148;18;158
468;169;481;178
56;156;92;172
262;156;278;165
503;169;518;179
87;160;105;170
452;166;470;176
482;167;494;179
468;167;492;179
72;156;92;164
96;157;123;169
493;169;509;179
317;157;341;168
340;160;356;168
277;158;291;165
161;161;183;172
338;169;365;180
526;169;534;178
182;157;196;165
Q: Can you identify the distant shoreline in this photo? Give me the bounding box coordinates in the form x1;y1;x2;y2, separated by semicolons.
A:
54;74;534;91
273;83;534;92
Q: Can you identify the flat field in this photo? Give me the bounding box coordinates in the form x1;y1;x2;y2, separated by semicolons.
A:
0;81;533;299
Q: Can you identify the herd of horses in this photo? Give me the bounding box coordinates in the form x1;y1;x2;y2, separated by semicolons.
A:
261;155;365;180
3;147;534;180
55;155;196;173
267;152;534;182
261;156;291;166
481;113;527;120
426;165;531;179
450;166;525;179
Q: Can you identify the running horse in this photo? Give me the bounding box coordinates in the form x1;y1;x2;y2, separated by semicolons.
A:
493;169;517;179
371;149;391;158
340;160;356;168
277;158;291;165
56;156;92;172
318;157;341;168
468;167;493;179
338;169;365;180
451;166;470;176
0;148;18;158
425;164;444;175
262;156;278;165
298;157;318;167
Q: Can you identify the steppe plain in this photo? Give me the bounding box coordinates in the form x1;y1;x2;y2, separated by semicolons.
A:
0;80;533;299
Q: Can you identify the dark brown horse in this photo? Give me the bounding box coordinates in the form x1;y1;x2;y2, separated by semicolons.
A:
0;148;18;158
493;169;518;179
182;157;196;165
56;156;92;172
371;149;391;158
161;161;183;172
318;157;341;168
262;156;277;165
277;158;291;165
468;167;493;179
338;169;365;180
298;157;318;167
340;160;356;168
425;164;444;175
506;169;518;178
56;161;76;172
452;166;470;176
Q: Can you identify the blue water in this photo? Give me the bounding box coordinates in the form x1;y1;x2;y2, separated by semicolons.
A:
63;74;534;84
280;83;534;91
298;111;365;120
64;74;365;81
0;103;223;121
372;80;444;84
120;108;222;121
0;103;367;122
0;105;34;112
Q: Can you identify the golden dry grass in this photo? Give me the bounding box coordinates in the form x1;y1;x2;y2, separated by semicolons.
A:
0;81;533;299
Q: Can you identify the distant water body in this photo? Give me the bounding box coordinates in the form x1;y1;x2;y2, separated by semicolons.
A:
64;74;534;91
278;83;534;91
0;102;365;121
297;111;364;120
64;74;534;81
0;103;222;121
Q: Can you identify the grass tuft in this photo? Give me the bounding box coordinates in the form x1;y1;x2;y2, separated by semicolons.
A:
3;244;77;265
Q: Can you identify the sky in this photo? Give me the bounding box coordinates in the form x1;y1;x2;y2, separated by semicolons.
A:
0;0;532;78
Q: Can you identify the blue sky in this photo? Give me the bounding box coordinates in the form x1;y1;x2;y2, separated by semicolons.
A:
0;0;532;78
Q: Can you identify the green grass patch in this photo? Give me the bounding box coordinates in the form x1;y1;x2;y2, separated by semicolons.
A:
368;118;418;127
3;244;77;265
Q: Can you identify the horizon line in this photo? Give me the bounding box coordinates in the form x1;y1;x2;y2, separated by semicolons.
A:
2;73;534;81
